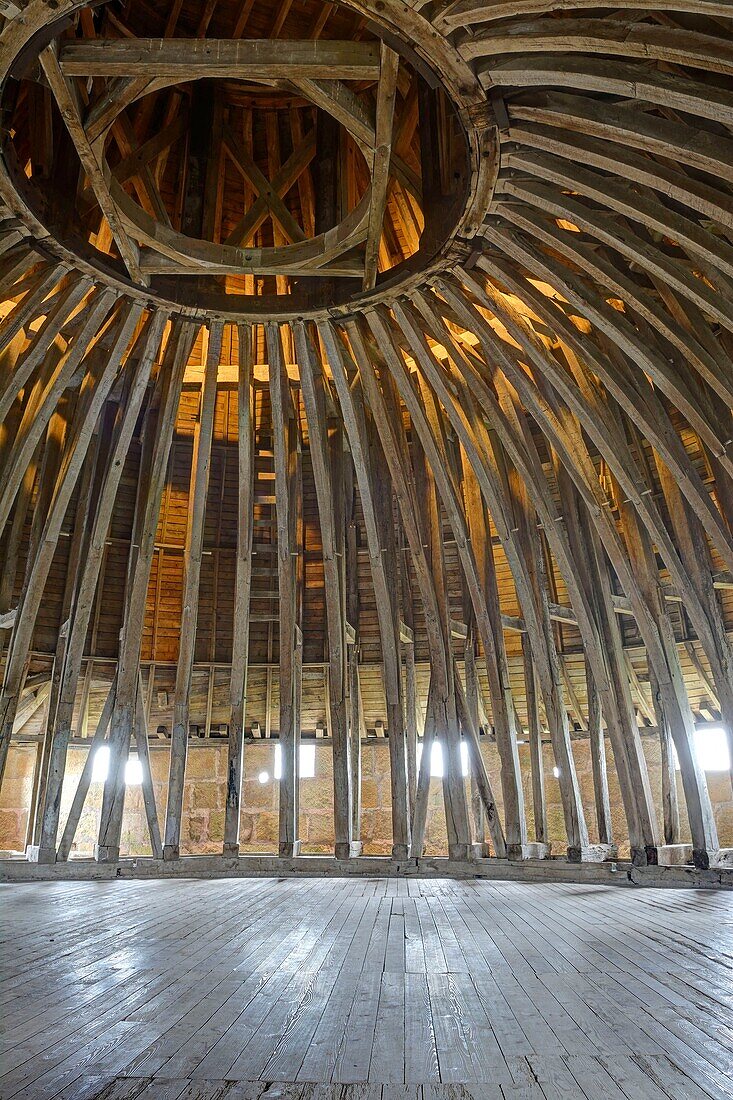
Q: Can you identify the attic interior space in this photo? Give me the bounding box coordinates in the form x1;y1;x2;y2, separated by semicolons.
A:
0;0;732;1094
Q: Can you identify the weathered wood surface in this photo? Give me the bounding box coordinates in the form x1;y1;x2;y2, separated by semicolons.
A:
0;0;732;872
1;878;732;1097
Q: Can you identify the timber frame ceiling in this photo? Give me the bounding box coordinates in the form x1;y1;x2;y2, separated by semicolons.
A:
0;0;731;871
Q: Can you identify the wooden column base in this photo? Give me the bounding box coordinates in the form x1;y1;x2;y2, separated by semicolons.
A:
222;843;241;858
279;841;302;857
25;845;57;864
448;842;473;861
632;844;693;867
95;844;120;862
163;845;180;861
470;842;492;859
335;841;363;859
507;842;551;861
567;843;618;864
693;848;724;870
392;843;410;860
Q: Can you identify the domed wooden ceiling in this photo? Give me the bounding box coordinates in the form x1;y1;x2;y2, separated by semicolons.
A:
0;0;731;870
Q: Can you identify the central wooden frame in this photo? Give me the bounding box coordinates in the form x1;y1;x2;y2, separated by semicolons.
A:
0;0;495;320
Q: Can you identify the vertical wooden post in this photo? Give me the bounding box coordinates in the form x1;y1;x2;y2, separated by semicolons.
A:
464;635;489;857
344;460;365;845
27;417;106;857
522;636;547;847
350;316;470;860
224;324;254;856
34;312;167;861
56;676;116;861
266;321;302;858
655;669;681;846
398;521;418;819
135;670;163;859
96;320;197;862
164;321;223;860
295;321;356;858
318;320;410;859
586;662;613;846
0;298;137;789
617;493;718;867
655;457;733;784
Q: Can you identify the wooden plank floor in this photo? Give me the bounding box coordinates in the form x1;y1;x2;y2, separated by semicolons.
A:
1;879;732;1100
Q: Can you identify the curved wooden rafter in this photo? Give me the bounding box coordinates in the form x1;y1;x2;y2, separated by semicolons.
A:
0;0;731;873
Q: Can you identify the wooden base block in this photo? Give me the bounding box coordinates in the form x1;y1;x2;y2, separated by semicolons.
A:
508;842;551;861
279;841;301;857
25;845;57;864
567;843;618;864
448;843;473;861
163;844;180;861
335;841;363;859
392;843;410;860
692;848;721;870
469;843;492;859
633;844;693;867
222;843;240;857
94;844;120;863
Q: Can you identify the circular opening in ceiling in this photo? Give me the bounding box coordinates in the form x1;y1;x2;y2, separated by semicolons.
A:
0;0;474;318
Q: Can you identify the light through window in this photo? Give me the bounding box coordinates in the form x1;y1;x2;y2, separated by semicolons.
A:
124;757;143;785
416;740;470;777
91;746;144;785
274;743;316;779
674;727;730;773
91;746;110;782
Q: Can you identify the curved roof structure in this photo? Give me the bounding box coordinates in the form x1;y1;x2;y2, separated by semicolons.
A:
0;0;731;872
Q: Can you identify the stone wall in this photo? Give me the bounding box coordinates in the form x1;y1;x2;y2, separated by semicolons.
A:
1;736;732;857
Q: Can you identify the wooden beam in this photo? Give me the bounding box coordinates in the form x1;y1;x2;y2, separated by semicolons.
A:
223;123;306;246
223;325;255;856
96;320;197;862
60;39;381;80
318;320;410;859
295;321;354;858
35;312;167;860
363;45;399;290
164;322;223;860
0;298;139;789
349;317;471;860
266;321;302;858
40;46;145;284
55;678;116;862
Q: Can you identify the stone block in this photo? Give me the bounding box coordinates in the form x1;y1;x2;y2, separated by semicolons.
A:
193;783;223;811
255;812;279;842
187;750;221;780
187;812;208;844
0;810;23;850
208;811;225;840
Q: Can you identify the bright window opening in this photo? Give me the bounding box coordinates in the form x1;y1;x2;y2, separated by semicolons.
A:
674;727;730;773
91;746;110;782
416;740;470;777
258;770;270;784
274;743;316;779
124;757;143;786
91;746;144;785
552;766;561;779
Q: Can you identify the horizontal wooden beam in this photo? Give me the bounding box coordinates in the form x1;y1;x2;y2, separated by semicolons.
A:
137;250;364;277
60;40;381;81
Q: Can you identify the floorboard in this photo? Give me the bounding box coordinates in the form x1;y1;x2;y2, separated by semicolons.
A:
1;879;732;1099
